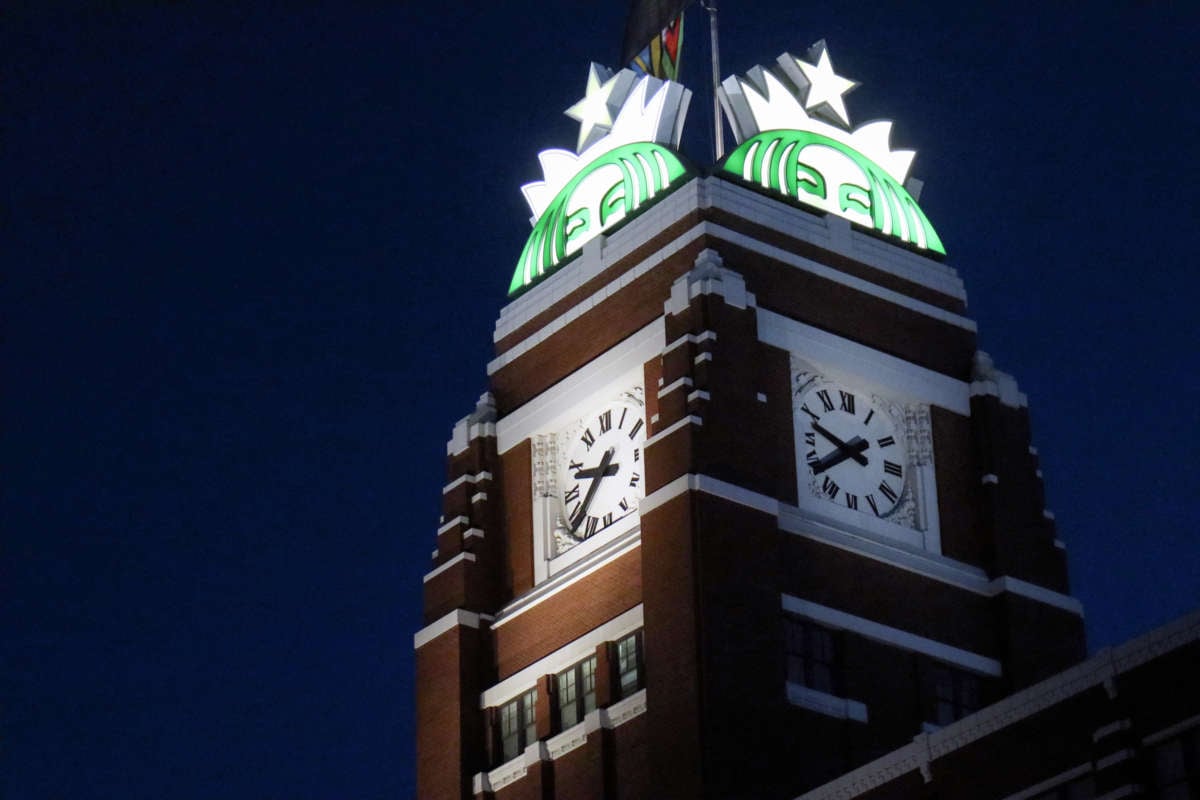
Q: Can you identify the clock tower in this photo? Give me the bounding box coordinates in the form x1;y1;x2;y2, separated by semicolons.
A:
414;44;1085;800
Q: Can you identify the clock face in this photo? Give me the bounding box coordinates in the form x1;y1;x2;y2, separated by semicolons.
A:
555;398;646;550
796;381;908;518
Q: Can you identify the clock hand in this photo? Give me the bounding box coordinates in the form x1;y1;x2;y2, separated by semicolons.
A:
811;437;869;474
574;462;620;480
811;421;869;466
569;447;616;534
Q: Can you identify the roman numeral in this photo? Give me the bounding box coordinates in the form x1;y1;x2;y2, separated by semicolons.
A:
804;431;815;447
822;475;840;499
817;389;835;412
619;407;628;429
806;450;819;465
618;498;630;512
839;391;855;414
602;512;613;528
569;504;584;527
564;484;581;504
800;404;820;422
580;428;596;450
863;409;875;425
878;482;899;503
883;460;903;477
568;459;584;471
877;435;895;448
629;472;641;488
584;516;599;536
628;418;644;440
845;493;858;510
598;409;612;433
633;448;641;462
866;494;880;516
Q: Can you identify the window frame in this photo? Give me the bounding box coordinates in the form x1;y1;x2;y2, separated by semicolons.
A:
555;654;597;730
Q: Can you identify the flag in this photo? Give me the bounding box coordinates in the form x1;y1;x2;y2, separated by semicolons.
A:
621;0;690;75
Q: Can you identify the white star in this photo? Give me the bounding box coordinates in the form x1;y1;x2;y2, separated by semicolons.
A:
564;63;633;153
796;42;858;128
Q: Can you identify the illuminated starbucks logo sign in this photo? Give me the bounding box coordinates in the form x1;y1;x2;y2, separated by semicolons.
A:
510;64;692;296
511;42;948;295
718;41;945;255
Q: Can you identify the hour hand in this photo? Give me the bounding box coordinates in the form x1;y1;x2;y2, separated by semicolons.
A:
812;421;869;466
574;462;620;480
811;437;868;474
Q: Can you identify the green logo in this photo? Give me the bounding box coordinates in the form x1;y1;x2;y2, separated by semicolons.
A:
723;130;944;255
509;142;688;296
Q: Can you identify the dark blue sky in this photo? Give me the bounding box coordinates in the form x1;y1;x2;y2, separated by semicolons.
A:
4;3;1197;798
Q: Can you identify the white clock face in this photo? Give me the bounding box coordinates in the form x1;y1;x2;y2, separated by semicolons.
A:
796;381;908;518
556;399;646;548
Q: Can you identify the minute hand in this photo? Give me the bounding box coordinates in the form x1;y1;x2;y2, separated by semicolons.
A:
570;447;615;534
812;421;869;467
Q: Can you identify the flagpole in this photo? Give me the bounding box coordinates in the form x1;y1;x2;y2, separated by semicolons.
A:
701;0;724;160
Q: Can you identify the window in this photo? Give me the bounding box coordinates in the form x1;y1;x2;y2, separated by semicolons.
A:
932;664;980;725
498;687;537;763
785;617;839;695
1153;726;1200;800
616;631;644;699
556;655;597;729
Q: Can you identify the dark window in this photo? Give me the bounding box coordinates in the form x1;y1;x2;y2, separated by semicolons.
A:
1154;726;1200;800
785;617;839;695
932;664;980;725
498;687;537;763
616;631;644;699
556;655;597;729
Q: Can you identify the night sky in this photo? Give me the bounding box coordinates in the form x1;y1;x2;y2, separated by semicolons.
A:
4;3;1198;797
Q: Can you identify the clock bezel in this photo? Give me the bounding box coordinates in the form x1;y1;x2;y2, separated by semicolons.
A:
790;354;942;553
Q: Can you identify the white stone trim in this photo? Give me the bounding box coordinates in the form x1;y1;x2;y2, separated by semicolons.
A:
694;352;714;364
989;576;1083;616
1093;719;1131;742
490;217;971;375
490;529;642;629
493;178;965;349
474;689;648;794
437;515;469;536
703;221;973;330
442;471;492;494
758;307;971;414
657;376;695;398
597;688;648;730
687;390;711;403
413;609;483;649
997;763;1093;800
1142;712;1200;747
664;249;756;314
1095;749;1135;771
970;353;1029;409
1095;786;1142;800
470;491;487;504
981;474;999;485
637;473;1081;618
642;414;704;448
463;528;485;542
546;722;590;760
757;392;768;403
795;609;1200;800
786;682;868;723
421;551;475;583
782;595;1003;677
664;330;717;355
495;320;662;453
482;605;644;707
